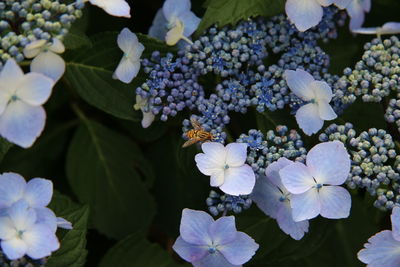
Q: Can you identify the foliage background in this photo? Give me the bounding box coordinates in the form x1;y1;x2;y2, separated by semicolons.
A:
2;0;400;266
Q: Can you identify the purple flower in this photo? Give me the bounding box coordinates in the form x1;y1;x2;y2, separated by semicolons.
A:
358;206;400;266
251;158;309;240
280;141;351;221
173;209;259;266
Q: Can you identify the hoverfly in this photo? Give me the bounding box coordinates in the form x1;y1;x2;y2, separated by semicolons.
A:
182;118;214;148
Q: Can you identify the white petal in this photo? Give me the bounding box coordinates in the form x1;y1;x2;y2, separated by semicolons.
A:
220;165;255;196
141;111;155;128
311;80;333;102
195;142;226;175
265;157;293;189
23;40;47;58
25;178;53;208
166;20;185;46
352;27;379;34
276;203;309;240
180;209;213;245
31;51;65;82
225;143;248;167
49;38;65;54
113;57;141;84
163;0;191;22
1;238;28;260
347;1;365;30
0;217;15;240
306;141;351;185
318;101;337;121
15;73;54;106
316;0;334;6
391;206;400;241
0;59;24;91
285;0;323;32
24;224;60;259
0;101;46;148
334;0;351;9
89;0;131;18
280;162;315;194
295;103;324;136
210;169;225;187
117;28;139;56
284;69;315;100
0;172;26;209
319;186;351;219
380;22;400;35
290;188;320;221
8;201;36;230
251;175;283;219
180;11;201;37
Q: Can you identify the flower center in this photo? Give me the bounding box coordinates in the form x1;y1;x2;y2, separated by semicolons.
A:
10;95;18;102
16;230;25;239
208;246;217;254
224;164;230;170
315;183;323;189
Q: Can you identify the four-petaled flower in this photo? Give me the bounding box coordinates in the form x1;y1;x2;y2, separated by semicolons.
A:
251;158;309;240
195;142;256;196
173;209;259;266
280;141;352;221
87;0;131;18
358;206;400;267
113;28;145;84
285;69;337;136
0;59;54;148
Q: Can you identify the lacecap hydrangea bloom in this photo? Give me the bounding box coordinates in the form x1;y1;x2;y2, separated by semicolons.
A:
280;141;352;221
173;209;259;266
285;69;337;136
195;142;256;196
358;206;400;266
0;59;54;148
251;157;309;240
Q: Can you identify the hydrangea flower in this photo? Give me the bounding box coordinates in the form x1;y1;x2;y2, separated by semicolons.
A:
0;172;72;231
0;59;54;148
86;0;131;18
160;0;201;46
0;201;60;260
285;69;337;136
280;141;351;221
113;28;145;84
251;158;309;240
173;209;259;266
358;206;400;266
195;142;256;196
345;0;371;30
285;0;351;32
134;95;155;128
23;39;66;82
352;22;400;37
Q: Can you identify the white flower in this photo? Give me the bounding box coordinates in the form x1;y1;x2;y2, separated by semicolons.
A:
195;142;256;196
162;0;200;46
345;0;371;30
280;141;352;221
0;59;54;148
113;28;144;84
284;69;337;136
0;201;60;260
87;0;131;18
352;22;400;37
134;95;155;128
23;38;66;82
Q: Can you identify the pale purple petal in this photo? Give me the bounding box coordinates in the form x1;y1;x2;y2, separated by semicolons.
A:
180;11;201;37
117;28;138;55
316;0;334;6
193;252;237;267
57;217;73;230
210;170;224;187
0;101;46;148
209;216;237;245
284;69;315;100
15;73;53;106
319;186;351;219
25;178;53;208
172;236;208;263
265;157;293;188
311;80;333;102
391;206;400;241
352;27;379;34
380;22;400;35
306;141;351;185
35;208;58;233
251;174;283;219
358;230;400;267
225;143;248;167
1;239;27;260
89;0;131;18
30;51;65;82
0;59;24;91
280;162;315;194
24;224;60;259
276;202;309;240
318;101;337;121
220;165;255;196
163;0;191;22
218;232;259;265
334;0;352;9
290;188;320;221
8;201;37;230
285;0;323;32
195;142;226;175
180;209;213;245
113;57;140;84
362;0;371;12
347;1;365;30
141;111;155;129
0;172;26;209
0;216;15;240
295;103;324;136
149;9;168;40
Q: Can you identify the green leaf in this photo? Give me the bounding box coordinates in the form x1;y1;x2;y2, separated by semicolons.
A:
47;193;89;267
64;32;175;121
63;10;91;50
0;138;12;162
196;0;285;35
66;115;156;239
99;232;185;267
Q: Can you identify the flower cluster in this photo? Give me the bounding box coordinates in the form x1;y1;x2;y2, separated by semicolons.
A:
206;190;252;216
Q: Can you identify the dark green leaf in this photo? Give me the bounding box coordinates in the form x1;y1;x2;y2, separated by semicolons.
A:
47;193;89;267
99;232;185;267
66;117;156;239
0;138;12;163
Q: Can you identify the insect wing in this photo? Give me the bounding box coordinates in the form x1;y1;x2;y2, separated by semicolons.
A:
190;117;204;131
182;138;200;148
